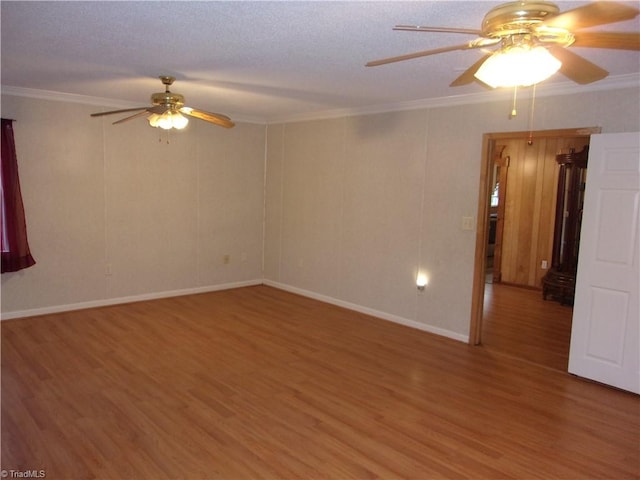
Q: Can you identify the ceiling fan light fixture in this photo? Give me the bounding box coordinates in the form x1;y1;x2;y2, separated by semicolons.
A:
169;111;189;130
92;76;234;130
148;110;189;130
474;44;561;88
148;113;162;127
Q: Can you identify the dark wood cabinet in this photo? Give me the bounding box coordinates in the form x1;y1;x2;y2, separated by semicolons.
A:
542;145;588;305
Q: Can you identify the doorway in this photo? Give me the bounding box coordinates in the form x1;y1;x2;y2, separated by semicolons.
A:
469;127;600;369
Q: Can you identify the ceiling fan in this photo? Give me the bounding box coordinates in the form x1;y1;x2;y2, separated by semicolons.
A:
366;1;640;88
91;76;234;129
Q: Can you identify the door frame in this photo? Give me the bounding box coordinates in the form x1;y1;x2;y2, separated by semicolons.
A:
469;126;601;346
491;147;509;284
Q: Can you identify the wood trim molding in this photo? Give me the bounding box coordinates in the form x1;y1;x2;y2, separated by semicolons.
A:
470;135;494;345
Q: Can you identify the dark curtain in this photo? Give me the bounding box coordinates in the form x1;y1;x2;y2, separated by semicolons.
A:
1;118;36;273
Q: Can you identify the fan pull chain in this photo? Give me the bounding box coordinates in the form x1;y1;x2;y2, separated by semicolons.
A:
509;86;518;119
527;83;537;146
156;129;172;144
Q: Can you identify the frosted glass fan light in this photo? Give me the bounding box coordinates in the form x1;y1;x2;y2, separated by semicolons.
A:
148;113;161;127
147;110;189;130
170;111;189;129
475;45;562;88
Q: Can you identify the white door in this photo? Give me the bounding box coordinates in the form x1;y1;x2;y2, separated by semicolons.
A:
569;132;640;394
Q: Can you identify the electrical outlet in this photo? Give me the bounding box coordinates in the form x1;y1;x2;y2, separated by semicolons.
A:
541;260;548;269
462;216;474;231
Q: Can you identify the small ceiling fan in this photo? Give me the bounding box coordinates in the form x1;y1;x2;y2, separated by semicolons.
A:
366;1;640;88
91;76;234;129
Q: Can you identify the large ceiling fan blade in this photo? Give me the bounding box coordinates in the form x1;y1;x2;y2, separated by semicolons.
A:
90;107;148;117
450;52;493;87
549;46;609;84
366;42;484;67
541;1;639;30
180;107;235;128
393;25;483;35
572;31;640;51
112;110;152;125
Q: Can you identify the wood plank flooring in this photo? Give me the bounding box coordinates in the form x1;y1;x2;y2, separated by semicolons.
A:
2;285;639;479
481;283;573;371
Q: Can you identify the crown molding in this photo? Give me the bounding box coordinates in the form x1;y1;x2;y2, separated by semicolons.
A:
265;73;640;124
3;72;639;126
1;85;140;109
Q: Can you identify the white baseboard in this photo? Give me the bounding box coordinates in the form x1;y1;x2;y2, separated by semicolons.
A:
263;279;469;344
2;279;470;345
0;279;263;320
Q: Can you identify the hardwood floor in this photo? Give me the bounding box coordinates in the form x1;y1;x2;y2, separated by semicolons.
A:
481;282;573;371
2;286;639;479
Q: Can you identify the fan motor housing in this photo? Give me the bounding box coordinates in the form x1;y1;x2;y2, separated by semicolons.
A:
482;1;575;47
482;1;559;36
151;91;185;107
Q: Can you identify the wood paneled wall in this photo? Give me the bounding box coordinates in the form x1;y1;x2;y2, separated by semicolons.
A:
498;135;589;288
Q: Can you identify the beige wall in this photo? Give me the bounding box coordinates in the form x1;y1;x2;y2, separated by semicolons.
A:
264;87;640;340
1;95;266;315
2;86;639;342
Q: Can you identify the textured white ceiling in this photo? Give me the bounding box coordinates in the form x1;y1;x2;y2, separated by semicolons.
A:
2;1;639;123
